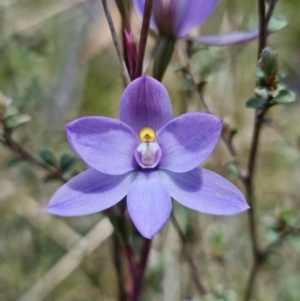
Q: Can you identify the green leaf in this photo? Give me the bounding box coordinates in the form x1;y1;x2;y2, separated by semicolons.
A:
268;15;288;32
246;97;265;109
43;174;56;183
225;162;240;179
272;89;296;105
191;45;208;55
38;149;58;168
197;81;207;90
262;117;272;124
6;156;23;169
290;236;300;251
173;65;188;74
256;67;265;79
5;114;31;129
0;91;12;107
59;154;77;173
254;88;269;100
4;105;19;118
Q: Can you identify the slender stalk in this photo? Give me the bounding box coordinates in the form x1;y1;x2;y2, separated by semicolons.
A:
134;0;153;78
181;45;244;173
257;0;266;59
131;238;152;301
171;214;207;295
0;133;66;182
113;234;127;301
243;1;275;298
244;261;259;301
101;0;130;85
261;225;300;255
266;0;277;24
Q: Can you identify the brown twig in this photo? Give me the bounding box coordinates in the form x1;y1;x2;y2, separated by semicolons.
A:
101;0;130;85
261;225;300;257
181;45;244;173
0;133;66;182
257;0;267;59
171;213;207;295
243;1;278;298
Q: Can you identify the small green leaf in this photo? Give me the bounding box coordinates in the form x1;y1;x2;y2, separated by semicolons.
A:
43;174;56;183
254;88;269;100
4;105;19;118
5;114;31;129
6;156;23;169
256;67;265;79
38;149;58;168
191;45;208;55
272;89;296;105
290;236;300;251
262;117;272;124
173;66;188;74
246;97;265;109
197;81;207;90
225;162;240;179
0;91;12;107
268;15;288;32
59;154;77;173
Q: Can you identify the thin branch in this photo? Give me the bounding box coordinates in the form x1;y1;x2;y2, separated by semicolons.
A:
171;213;207;295
134;0;153;78
101;0;130;85
181;45;245;173
244;261;259;301
266;0;277;24
257;0;267;59
244;0;279;298
113;234;127;301
1;133;66;182
262;225;300;256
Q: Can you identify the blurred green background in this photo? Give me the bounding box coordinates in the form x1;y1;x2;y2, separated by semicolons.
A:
1;0;300;300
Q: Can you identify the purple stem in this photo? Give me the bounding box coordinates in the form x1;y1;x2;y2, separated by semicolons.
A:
134;0;153;78
131;238;152;301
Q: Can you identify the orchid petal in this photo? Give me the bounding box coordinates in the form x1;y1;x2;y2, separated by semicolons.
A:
159;168;249;215
158;113;222;173
120;76;173;135
188;30;259;46
127;171;172;238
47;169;137;216
176;0;219;38
67;117;139;175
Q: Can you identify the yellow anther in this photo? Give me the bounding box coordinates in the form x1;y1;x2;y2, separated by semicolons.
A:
139;127;156;142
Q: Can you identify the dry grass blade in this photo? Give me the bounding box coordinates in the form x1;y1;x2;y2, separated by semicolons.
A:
18;218;113;301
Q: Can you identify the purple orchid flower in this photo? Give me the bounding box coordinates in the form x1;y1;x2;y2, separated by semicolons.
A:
47;76;249;239
134;0;259;46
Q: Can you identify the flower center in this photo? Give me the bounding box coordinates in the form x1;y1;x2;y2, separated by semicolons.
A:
135;127;161;169
139;127;156;142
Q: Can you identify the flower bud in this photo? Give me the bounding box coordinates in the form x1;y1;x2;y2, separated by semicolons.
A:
259;47;278;77
153;36;175;81
153;0;179;38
